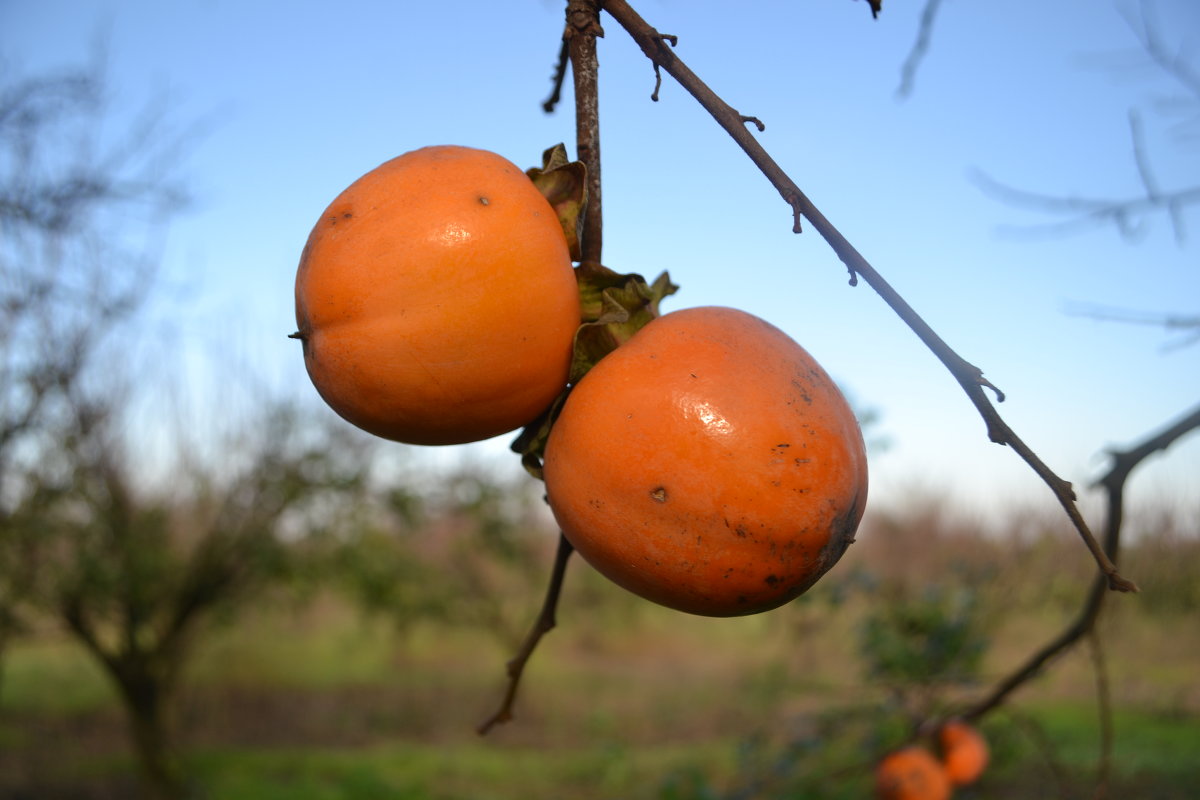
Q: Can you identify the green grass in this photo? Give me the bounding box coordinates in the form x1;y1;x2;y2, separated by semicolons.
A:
1;635;114;713
185;740;736;800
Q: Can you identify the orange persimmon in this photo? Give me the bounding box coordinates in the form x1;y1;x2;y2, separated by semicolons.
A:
938;719;989;786
875;746;953;800
542;306;867;616
293;145;579;445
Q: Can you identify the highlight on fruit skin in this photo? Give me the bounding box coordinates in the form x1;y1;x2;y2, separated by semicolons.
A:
938;718;989;787
542;305;868;617
292;145;580;446
875;745;953;800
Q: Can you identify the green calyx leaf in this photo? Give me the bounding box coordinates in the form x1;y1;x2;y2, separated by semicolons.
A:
526;143;587;262
510;263;678;480
570;263;678;384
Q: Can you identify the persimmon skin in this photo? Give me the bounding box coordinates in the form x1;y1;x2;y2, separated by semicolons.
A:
875;746;953;800
542;306;867;617
294;145;579;446
938;719;989;786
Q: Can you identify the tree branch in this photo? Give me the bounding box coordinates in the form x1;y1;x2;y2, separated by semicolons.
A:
960;402;1200;721
600;0;1137;592
543;40;570;114
567;0;605;265
896;0;946;99
1088;628;1113;800
477;533;574;735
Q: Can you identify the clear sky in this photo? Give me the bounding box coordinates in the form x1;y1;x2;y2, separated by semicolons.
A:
3;0;1198;524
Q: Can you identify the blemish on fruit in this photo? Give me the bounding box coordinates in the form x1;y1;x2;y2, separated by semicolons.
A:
764;574;780;586
478;195;490;205
789;379;813;404
650;486;668;503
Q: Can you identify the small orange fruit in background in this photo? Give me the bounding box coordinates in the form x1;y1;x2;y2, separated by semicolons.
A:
938;719;989;787
875;746;953;800
293;145;579;446
542;306;867;616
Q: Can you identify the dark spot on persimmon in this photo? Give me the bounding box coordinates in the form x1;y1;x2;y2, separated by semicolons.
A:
478;196;490;206
650;486;668;503
765;574;780;586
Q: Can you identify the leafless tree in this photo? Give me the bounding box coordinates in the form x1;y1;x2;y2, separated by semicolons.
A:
0;55;188;696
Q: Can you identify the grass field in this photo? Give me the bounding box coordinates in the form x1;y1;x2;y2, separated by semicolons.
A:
2;506;1198;799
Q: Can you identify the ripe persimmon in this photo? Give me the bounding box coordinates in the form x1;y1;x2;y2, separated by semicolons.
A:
293;145;579;445
938;719;989;787
542;306;867;616
875;746;953;800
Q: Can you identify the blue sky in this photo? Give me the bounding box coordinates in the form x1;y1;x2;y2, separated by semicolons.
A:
3;0;1198;523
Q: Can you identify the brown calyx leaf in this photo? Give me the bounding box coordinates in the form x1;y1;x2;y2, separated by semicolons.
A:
511;262;679;479
526;143;588;262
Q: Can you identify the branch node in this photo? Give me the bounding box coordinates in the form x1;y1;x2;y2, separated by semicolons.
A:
740;115;766;132
980;376;1005;403
1107;572;1140;593
785;193;804;234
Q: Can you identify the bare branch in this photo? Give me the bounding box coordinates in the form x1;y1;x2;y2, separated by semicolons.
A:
1065;303;1200;350
601;0;1136;592
960;402;1200;721
896;0;946;99
1119;0;1200;101
566;0;605;265
972;167;1200;244
1088;628;1113;800
982;1;1200;242
542;40;570;114
477;533;574;735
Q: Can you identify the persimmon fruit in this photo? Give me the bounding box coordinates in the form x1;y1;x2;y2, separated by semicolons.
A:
292;145;579;445
875;746;953;800
938;719;989;786
542;306;867;616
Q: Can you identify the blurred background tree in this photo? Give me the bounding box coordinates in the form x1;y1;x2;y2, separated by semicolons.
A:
0;59;377;799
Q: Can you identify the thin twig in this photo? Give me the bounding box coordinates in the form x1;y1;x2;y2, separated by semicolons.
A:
600;0;1138;593
896;0;946;99
1088;628;1112;800
1003;707;1079;800
543;40;570;113
477;534;575;735
960;402;1200;721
